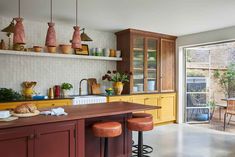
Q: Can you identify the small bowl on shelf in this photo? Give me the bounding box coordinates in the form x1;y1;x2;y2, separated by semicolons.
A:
105;88;114;96
47;46;57;53
33;46;42;52
59;44;72;54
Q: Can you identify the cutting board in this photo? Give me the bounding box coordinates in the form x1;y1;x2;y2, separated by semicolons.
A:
87;78;97;94
91;84;101;95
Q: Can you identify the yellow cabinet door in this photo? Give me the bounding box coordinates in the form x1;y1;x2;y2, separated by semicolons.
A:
158;93;176;123
108;96;132;102
144;96;159;124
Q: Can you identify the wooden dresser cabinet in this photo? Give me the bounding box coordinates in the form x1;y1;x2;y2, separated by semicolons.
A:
115;29;177;94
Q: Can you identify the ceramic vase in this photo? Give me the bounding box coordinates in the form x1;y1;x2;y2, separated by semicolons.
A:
13;17;25;44
71;26;82;49
113;82;124;95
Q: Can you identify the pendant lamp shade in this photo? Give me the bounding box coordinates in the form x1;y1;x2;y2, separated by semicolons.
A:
45;0;56;47
1;20;15;34
72;26;82;49
13;17;25;44
45;22;56;47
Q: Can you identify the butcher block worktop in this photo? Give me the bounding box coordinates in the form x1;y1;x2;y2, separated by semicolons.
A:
0;102;159;129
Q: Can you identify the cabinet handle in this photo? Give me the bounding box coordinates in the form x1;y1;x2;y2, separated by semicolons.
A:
28;134;34;139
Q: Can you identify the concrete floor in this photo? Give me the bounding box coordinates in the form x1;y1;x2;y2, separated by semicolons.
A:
133;124;235;157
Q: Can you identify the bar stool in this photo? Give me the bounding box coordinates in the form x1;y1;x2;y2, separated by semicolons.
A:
128;117;154;157
92;122;122;157
132;113;153;156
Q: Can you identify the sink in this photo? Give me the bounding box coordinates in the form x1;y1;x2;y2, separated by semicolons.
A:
72;95;107;105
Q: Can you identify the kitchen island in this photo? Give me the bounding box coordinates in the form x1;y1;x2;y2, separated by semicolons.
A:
0;102;159;157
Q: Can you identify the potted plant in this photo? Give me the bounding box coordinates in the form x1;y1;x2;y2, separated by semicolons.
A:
102;70;132;95
61;83;73;97
213;64;235;98
0;88;23;102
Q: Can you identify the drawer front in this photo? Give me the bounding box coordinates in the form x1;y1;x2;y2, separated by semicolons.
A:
36;100;71;109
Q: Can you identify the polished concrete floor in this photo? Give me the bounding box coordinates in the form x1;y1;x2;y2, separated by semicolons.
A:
133;124;235;157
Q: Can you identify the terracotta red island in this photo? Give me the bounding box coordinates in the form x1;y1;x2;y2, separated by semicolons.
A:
0;102;159;157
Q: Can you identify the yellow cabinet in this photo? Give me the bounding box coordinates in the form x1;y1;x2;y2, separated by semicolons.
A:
0;99;72;110
108;93;177;125
107;96;133;103
157;93;176;123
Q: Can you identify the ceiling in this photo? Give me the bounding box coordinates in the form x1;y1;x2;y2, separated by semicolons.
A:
1;0;235;36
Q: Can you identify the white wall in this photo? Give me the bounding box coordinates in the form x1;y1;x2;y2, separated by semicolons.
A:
176;26;235;123
0;16;116;95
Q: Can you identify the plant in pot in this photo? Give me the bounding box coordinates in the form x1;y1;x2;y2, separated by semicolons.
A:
0;88;23;102
61;83;73;97
102;70;132;95
213;64;235;98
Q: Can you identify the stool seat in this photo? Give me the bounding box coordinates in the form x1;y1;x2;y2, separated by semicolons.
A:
133;113;153;120
128;118;153;132
93;122;122;138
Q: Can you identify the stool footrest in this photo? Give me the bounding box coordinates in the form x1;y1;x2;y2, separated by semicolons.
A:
132;144;153;155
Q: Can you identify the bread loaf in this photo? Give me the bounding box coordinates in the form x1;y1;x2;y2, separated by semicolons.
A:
14;103;37;114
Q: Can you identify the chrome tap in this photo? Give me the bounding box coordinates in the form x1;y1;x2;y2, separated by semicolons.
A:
79;79;88;96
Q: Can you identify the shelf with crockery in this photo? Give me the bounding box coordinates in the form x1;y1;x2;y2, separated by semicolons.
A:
0;49;122;61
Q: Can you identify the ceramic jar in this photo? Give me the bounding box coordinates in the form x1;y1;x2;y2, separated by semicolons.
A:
103;48;110;57
47;46;57;53
33;46;42;52
60;44;72;54
116;50;121;57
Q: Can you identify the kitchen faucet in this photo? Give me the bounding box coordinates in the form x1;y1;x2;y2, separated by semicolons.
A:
79;79;88;96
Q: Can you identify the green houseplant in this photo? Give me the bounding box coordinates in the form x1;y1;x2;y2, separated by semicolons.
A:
0;88;23;102
213;64;235;98
61;83;73;97
102;71;132;95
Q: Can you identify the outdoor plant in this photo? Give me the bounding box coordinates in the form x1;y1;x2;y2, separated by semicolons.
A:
61;83;73;90
0;88;23;102
213;64;235;98
102;70;132;83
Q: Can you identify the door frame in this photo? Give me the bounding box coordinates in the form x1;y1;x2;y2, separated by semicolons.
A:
177;39;235;123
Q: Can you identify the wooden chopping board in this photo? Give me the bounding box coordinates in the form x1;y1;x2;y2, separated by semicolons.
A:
91;83;101;95
87;78;97;94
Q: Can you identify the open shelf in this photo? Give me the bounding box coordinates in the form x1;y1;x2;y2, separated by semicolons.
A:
0;50;122;61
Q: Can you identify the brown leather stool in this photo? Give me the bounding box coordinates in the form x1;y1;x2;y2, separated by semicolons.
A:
128;118;153;157
92;122;122;157
132;113;153;156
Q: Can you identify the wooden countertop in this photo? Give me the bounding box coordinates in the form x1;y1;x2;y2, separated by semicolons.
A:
0;102;160;129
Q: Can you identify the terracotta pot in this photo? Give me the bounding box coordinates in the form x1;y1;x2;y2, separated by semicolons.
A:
33;46;42;52
113;82;124;95
47;46;57;53
60;44;72;54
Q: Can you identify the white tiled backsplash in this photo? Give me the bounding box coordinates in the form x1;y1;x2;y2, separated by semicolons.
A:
0;16;116;95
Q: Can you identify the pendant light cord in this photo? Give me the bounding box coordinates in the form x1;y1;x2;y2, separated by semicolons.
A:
76;0;78;26
18;0;21;17
50;0;53;22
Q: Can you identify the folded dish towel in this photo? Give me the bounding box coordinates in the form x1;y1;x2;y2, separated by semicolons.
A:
40;107;68;116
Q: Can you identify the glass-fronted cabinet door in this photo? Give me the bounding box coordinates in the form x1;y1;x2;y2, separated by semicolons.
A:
132;36;145;93
146;38;159;92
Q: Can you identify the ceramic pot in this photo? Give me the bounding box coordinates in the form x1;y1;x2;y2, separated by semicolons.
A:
23;88;34;99
116;50;121;57
113;82;124;95
110;49;116;57
13;43;25;51
60;44;72;54
47;46;56;53
33;46;42;52
103;48;110;57
62;89;70;97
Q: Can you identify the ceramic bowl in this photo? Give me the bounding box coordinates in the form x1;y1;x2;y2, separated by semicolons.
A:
60;44;72;54
47;46;57;53
33;46;42;52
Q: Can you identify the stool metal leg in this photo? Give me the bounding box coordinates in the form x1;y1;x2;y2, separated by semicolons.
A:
138;131;143;157
104;138;108;157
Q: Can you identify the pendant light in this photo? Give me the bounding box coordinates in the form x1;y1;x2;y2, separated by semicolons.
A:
1;19;15;49
80;28;93;41
45;0;56;47
13;0;26;44
71;0;82;49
